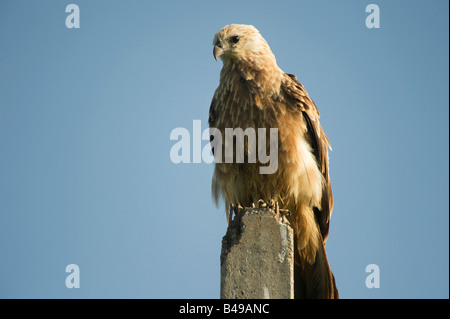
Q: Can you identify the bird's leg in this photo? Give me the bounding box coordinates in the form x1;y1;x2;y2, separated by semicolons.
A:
278;196;292;213
267;199;291;218
275;201;280;221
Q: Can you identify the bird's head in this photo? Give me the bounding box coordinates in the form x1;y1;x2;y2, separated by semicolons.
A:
213;24;276;66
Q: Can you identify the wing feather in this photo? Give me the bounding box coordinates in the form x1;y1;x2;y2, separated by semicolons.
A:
281;73;333;244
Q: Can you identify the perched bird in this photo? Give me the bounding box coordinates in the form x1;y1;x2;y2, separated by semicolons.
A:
209;24;338;299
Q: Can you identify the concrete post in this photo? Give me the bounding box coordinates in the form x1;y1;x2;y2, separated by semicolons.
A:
220;207;294;299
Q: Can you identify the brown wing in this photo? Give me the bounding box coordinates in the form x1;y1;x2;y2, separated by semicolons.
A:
208;94;219;155
208;93;217;127
281;73;333;245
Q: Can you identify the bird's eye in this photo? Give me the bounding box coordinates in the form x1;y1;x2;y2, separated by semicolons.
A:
230;35;240;44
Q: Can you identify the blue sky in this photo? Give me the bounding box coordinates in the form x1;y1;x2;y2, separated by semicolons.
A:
0;0;448;298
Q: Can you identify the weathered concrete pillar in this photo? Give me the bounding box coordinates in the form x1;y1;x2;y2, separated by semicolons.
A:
220;207;294;299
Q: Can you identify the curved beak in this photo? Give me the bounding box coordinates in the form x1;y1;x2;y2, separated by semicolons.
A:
213;45;224;61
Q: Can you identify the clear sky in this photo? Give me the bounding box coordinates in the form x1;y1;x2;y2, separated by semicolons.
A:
0;0;448;298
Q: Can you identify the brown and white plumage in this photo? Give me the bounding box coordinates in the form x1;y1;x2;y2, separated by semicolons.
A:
209;24;338;299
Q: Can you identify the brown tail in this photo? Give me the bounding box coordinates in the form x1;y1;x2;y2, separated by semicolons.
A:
293;236;339;299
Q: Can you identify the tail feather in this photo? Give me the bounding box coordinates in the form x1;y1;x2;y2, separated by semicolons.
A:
294;235;339;299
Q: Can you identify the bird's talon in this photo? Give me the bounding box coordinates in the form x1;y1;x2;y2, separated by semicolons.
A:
257;199;267;208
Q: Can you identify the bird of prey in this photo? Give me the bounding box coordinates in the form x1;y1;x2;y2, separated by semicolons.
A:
209;24;338;299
